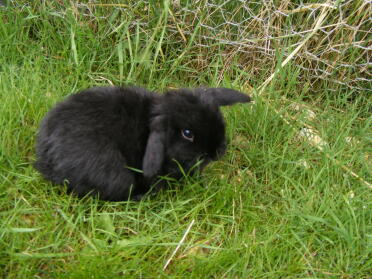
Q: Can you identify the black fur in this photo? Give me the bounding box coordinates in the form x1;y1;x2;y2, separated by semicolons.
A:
34;86;251;201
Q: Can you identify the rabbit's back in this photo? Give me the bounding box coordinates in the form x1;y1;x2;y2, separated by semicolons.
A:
35;86;154;200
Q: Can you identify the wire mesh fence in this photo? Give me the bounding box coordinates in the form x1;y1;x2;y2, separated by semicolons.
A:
8;0;372;94
167;0;371;93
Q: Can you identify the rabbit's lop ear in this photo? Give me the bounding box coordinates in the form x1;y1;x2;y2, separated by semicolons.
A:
200;88;251;107
142;116;166;178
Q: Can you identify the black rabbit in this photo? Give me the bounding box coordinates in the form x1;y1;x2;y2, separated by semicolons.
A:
34;86;251;201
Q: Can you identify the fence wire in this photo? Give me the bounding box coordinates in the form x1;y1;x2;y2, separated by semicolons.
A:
17;0;372;93
166;0;371;93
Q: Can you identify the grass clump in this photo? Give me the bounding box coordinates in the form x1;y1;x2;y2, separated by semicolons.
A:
1;1;371;278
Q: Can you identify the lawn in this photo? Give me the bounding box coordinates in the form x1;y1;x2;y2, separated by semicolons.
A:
0;1;371;278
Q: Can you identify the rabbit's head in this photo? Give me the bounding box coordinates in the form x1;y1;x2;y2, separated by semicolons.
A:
143;88;251;179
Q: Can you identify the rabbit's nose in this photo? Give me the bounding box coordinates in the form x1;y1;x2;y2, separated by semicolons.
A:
216;142;227;158
198;156;212;170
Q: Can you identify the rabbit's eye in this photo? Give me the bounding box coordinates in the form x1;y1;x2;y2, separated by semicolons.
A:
181;129;194;142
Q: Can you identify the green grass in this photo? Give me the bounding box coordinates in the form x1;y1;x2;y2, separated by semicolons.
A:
1;1;371;278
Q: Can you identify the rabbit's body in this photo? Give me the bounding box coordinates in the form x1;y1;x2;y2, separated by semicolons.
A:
35;86;250;201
